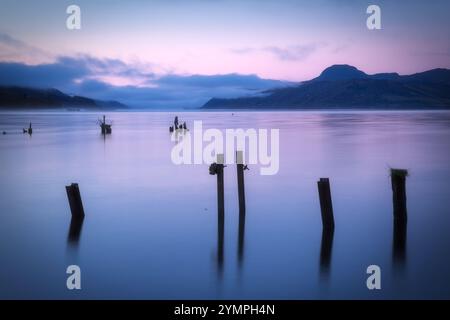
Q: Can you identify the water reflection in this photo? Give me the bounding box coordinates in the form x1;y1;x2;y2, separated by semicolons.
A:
392;220;407;267
319;228;334;278
237;211;246;268
67;216;84;247
217;211;224;277
171;128;189;143
1;111;450;299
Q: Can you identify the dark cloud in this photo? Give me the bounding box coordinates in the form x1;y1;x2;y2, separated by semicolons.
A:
0;61;86;88
0;33;294;108
0;56;293;108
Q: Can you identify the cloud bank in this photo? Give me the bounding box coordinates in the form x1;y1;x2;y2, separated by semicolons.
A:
0;54;293;108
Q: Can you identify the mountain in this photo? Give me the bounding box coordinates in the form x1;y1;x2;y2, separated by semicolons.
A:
307;64;402;82
0;86;127;109
202;65;450;109
310;64;369;81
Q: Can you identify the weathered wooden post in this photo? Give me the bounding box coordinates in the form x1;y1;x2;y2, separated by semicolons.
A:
209;154;225;274
100;115;112;134
236;151;246;214
317;178;335;229
235;150;248;266
101;115;106;134
391;169;408;221
28;122;32;135
209;154;225;220
65;183;85;219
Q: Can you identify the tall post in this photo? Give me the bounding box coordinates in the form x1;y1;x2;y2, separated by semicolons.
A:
236;151;247;266
216;154;225;275
317;178;335;230
209;155;225;275
65;183;85;219
236;151;246;214
391;169;408;222
216;154;225;221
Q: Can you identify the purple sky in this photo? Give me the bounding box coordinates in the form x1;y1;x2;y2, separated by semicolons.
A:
1;0;449;107
1;0;450;80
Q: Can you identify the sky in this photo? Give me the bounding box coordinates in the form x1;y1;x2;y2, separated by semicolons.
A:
1;0;450;107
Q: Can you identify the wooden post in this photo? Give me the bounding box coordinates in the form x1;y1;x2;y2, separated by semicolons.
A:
317;178;335;229
391;169;408;221
236;151;246;214
101;115;106;134
209;154;225;274
216;154;225;221
65;183;85;218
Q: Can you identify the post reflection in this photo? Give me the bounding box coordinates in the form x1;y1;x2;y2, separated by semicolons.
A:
237;210;246;268
392;219;407;268
67;216;84;247
217;211;224;277
319;227;334;278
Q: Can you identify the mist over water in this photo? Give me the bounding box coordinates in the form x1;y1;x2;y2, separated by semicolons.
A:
1;110;450;299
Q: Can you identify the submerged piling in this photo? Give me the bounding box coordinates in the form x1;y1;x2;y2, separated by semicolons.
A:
317;178;335;229
23;123;32;135
391;169;408;221
65;183;85;218
100;115;112;134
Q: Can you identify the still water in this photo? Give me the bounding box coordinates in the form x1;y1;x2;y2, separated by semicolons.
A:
0;111;449;299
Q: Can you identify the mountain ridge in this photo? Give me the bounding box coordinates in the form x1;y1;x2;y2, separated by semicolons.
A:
0;86;127;109
203;65;450;109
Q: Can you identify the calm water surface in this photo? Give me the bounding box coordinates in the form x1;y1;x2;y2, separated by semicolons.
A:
0;110;450;299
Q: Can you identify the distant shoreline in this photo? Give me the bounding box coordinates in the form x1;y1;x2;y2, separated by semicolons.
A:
1;107;450;113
